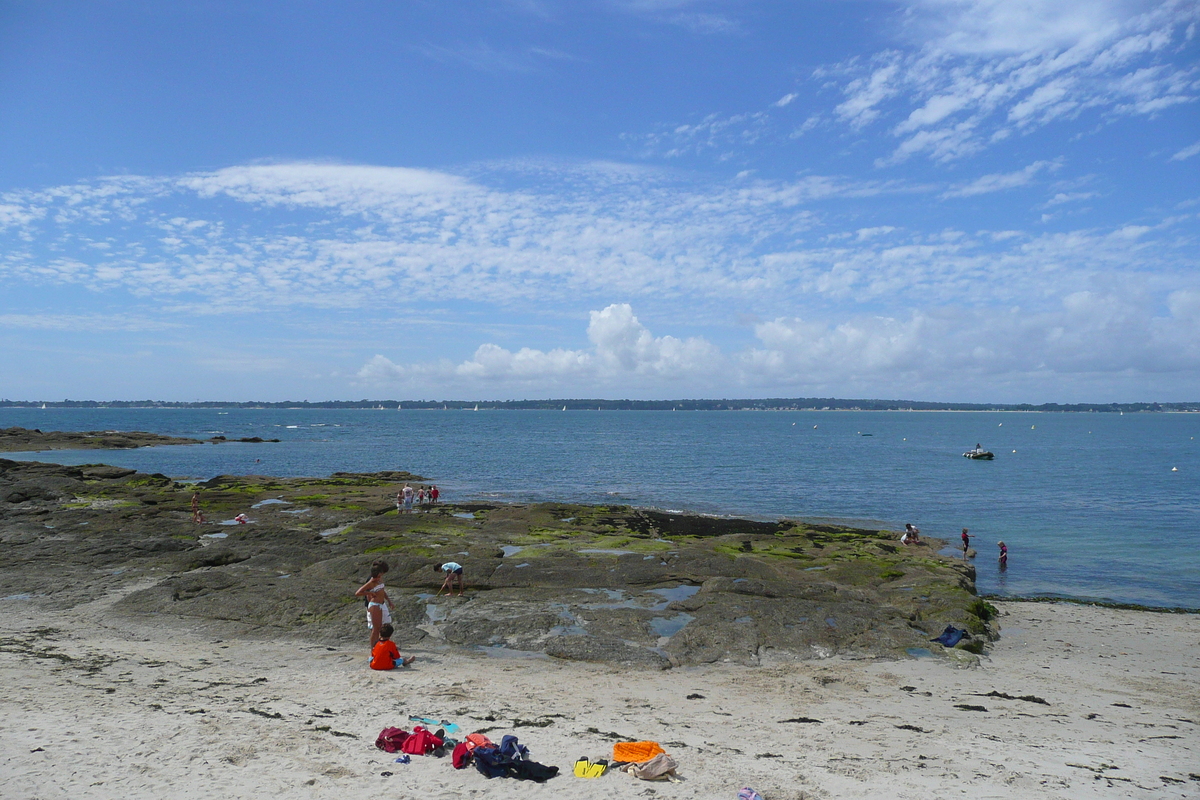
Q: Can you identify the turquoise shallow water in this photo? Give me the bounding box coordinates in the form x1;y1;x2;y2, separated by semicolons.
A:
2;407;1198;608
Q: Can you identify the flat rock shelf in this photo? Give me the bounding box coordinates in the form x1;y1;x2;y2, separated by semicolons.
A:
0;457;990;668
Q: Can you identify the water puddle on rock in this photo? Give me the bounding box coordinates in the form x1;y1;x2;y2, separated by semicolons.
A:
649;612;694;637
500;545;523;557
648;585;700;611
579;588;640;609
251;498;291;508
452;512;475;519
202;532;229;539
906;647;936;659
319;524;351;538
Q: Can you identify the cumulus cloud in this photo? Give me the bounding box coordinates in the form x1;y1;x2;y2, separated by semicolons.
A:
742;288;1200;388
356;291;1200;396
358;303;722;388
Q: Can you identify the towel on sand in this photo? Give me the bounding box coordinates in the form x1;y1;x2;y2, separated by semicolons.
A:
613;741;665;763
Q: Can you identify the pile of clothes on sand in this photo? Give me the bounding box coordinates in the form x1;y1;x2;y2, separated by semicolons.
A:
374;715;766;798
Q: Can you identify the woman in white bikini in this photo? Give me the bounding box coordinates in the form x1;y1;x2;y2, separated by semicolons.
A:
355;560;394;649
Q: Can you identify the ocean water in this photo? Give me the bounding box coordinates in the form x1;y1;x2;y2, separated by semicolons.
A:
2;407;1197;609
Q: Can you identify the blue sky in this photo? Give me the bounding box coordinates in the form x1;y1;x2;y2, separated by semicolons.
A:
1;0;1197;402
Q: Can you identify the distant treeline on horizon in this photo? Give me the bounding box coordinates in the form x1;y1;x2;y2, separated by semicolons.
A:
3;398;1197;413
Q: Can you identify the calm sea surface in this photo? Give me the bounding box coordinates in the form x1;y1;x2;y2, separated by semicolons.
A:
3;407;1197;608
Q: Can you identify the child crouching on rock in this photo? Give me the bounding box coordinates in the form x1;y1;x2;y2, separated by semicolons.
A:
370;624;415;670
435;561;465;597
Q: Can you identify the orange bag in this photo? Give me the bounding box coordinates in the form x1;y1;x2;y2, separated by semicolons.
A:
613;741;665;763
464;733;495;753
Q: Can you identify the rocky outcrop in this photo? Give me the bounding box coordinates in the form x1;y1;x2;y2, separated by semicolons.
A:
0;426;203;451
0;458;991;667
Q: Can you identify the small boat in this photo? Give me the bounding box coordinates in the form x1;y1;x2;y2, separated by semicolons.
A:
963;447;995;460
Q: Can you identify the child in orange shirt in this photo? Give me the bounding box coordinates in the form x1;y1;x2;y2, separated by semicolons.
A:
370;624;415;670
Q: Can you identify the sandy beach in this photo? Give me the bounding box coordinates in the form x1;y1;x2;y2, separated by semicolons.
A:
2;589;1196;800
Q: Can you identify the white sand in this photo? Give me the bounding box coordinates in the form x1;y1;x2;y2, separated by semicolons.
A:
2;588;1197;800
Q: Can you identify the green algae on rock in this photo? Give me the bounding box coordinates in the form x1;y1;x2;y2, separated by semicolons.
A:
0;458;990;667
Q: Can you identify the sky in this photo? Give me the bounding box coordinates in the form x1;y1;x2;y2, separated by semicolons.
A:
1;0;1197;403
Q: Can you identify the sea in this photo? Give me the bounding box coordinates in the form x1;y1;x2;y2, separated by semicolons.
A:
2;407;1197;609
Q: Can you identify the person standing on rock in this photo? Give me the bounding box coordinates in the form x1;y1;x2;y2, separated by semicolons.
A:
356;560;394;649
402;483;415;513
430;485;439;504
961;528;971;557
191;493;204;524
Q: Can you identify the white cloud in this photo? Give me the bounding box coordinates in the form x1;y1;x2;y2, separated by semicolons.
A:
0;202;46;231
1171;140;1200;160
941;159;1060;197
773;92;798;107
2;162;933;312
357;290;1200;397
0;313;182;332
907;0;1133;56
2;162;1196;368
827;0;1199;163
743;287;1200;388
1041;191;1099;207
358;303;722;387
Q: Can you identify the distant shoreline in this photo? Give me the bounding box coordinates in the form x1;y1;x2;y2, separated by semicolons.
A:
3;399;1198;412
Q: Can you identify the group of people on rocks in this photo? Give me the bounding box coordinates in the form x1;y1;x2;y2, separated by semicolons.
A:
356;558;465;669
902;523;1008;569
397;483;439;513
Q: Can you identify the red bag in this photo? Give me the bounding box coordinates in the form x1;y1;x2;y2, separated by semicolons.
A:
452;741;472;769
375;727;410;753
400;725;444;756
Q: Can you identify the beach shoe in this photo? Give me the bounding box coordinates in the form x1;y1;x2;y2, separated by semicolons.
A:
584;758;608;778
394;755;411;764
574;757;591;777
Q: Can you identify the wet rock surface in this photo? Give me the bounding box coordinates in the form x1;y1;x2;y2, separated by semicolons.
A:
0;426;204;451
0;457;991;667
0;426;281;451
